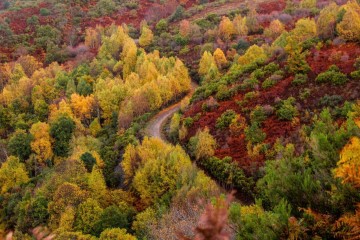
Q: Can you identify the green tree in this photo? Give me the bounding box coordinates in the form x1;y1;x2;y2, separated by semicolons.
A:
8;130;33;161
75;198;103;235
50;116;75;157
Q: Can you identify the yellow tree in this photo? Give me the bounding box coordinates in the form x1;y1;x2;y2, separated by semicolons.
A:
99;228;136;240
219;16;236;41
316;3;339;39
300;0;317;9
334;137;360;188
233;15;248;36
30;122;53;165
264;19;285;39
0;156;29;194
213;48;228;69
122;37;138;79
198;51;218;78
337;1;360;42
70;93;96;123
192;127;217;161
16;55;43;77
139;24;154;47
238;45;267;65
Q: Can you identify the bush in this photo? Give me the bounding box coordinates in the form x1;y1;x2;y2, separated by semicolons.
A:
292;73;308;86
215;84;233;101
315;65;348;85
216;110;237;129
250;106;267;124
40;8;51;16
319;95;343;108
244;122;266;144
198;156;254;195
262;78;276;89
276;97;298;121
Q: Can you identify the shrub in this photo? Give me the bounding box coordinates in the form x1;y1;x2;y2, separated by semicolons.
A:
319;95;343;108
216;110;237;129
244;122;266;144
292;73;308;86
262;78;276;89
315;65;348;85
276;97;298;121
183;117;194;127
198;156;254;194
250;106;267;124
350;70;360;79
188;127;216;160
39;8;51;16
216;84;233;101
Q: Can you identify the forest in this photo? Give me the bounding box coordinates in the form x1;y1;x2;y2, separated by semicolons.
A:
0;0;360;239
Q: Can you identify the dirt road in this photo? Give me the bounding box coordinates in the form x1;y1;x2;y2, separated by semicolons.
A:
145;82;198;141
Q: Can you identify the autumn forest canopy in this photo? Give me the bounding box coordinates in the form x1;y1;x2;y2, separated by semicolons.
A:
1;0;360;239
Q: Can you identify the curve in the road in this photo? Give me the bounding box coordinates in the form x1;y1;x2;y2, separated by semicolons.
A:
145;82;198;141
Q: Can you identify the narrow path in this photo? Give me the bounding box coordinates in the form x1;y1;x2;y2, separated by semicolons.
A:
145;81;198;141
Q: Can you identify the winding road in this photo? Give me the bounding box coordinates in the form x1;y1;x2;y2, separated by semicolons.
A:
145;81;198;141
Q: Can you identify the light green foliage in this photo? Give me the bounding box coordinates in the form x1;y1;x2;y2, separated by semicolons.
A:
75;198;103;235
229;200;291;239
316;65;348;85
0;156;29;194
99;228;136;240
238;45;267;65
122;137;208;206
189;127;217;161
276;97;298;121
216;110;237;129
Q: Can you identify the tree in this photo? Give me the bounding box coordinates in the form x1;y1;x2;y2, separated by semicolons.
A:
219;16;236;41
233;15;248;36
246;8;260;34
337;3;360;42
198;51;218;80
30;122;53;165
264;19;285;39
80;152;97;172
50;116;75;157
70;93;95;123
16;55;42;77
179;20;191;37
99;228;136;240
8;130;33;161
238;45;267;65
316;3;339;39
285;36;311;74
291;18;317;43
0;156;29;194
213;48;227;69
139;24;154;47
334;137;360;187
300;0;317;9
89;118;101;137
75;198;103;234
95;206;133;236
122;137;193;206
189;127;217;161
88;166;107;201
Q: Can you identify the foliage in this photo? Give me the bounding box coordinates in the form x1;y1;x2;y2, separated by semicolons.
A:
244;122;266;144
276;97;298;121
8;130;33;161
336;1;360;42
0;156;29;194
50;116;75;157
188;127;217;161
315;65;348;85
215;110;237;129
139;24;154;47
238;45;267;65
